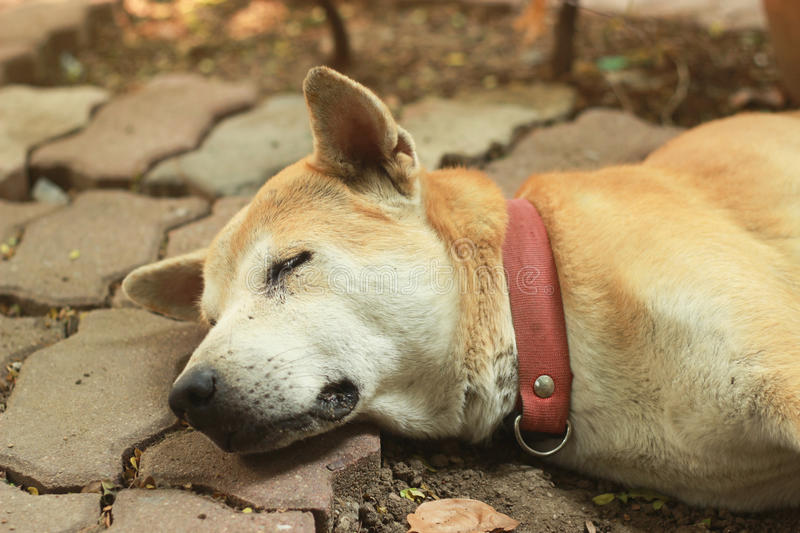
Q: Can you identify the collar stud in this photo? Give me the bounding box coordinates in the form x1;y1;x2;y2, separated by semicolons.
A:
533;375;555;398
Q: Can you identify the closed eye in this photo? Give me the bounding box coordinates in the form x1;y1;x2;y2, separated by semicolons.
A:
269;251;313;285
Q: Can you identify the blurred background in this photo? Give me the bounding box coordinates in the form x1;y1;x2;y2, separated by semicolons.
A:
1;0;798;128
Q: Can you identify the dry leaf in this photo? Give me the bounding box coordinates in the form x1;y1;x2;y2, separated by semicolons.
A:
585;520;597;533
26;486;39;495
513;0;547;44
407;498;519;533
592;493;616;505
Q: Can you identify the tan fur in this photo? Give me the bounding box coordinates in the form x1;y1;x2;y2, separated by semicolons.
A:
123;67;800;511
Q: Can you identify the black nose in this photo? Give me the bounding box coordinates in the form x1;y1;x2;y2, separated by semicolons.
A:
169;367;216;421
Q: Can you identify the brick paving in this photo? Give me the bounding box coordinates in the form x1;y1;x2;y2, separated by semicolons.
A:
110;489;315;532
144;94;313;198
486;108;682;196
0;309;207;491
400;83;575;169
0;191;208;311
30;74;256;191
0;481;99;532
140;424;380;530
0;84;108;200
0;0;118;85
0;315;63;369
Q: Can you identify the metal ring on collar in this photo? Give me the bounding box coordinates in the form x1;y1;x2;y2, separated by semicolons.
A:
513;415;572;457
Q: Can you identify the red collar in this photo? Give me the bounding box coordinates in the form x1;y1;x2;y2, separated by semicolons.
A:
502;198;572;440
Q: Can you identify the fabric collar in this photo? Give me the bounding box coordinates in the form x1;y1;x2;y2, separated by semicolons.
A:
502;198;572;437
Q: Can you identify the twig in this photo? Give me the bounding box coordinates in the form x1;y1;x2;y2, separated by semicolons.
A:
661;55;690;125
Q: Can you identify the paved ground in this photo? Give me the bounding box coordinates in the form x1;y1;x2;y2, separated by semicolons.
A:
0;1;718;531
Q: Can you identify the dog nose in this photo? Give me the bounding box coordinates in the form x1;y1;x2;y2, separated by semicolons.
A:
169;367;216;420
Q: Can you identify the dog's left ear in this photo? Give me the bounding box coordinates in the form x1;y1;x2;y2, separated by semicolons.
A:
303;66;419;196
122;249;206;322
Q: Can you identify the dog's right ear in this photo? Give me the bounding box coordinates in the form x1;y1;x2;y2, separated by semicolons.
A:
122;248;206;322
303;66;420;196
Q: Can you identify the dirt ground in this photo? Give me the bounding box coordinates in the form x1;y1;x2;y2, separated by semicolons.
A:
72;0;792;127
49;1;800;531
335;430;800;533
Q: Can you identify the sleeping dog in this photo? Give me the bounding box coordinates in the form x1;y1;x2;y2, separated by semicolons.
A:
123;66;800;512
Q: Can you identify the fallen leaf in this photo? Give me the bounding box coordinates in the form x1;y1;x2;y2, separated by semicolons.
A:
68;249;80;260
27;486;38;495
242;507;253;513
585;520;597;533
445;52;465;67
596;55;629;72
400;487;426;502
592;493;616;505
407;498;518;533
652;499;665;510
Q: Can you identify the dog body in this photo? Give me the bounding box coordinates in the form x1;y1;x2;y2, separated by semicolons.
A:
123;68;800;511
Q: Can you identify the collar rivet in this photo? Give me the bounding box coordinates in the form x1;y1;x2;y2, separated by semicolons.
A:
534;375;555;398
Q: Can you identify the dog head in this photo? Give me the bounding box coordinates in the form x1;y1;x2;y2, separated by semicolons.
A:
123;67;467;453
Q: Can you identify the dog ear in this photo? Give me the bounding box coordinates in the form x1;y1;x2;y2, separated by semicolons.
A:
303;66;419;196
122;248;206;322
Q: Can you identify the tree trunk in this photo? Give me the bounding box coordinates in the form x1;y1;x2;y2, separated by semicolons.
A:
552;0;578;77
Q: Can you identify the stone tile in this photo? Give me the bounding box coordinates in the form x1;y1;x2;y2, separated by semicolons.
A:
486;108;682;196
0;199;60;242
166;197;249;258
110;489;315;532
0;315;64;368
30;74;257;191
0;482;99;532
0;84;109;200
0;0;118;85
400;83;575;169
0;309;207;490
0;190;208;311
140;424;380;528
144;94;312;198
582;0;765;29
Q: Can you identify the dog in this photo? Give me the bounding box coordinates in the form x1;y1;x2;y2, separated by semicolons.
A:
122;66;800;512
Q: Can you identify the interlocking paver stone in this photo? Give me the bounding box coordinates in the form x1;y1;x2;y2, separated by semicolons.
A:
400;83;575;169
0;309;206;490
0;199;60;242
582;0;765;29
144;94;313;197
0;190;208;311
0;84;108;200
166;197;249;258
0;0;118;85
0;482;99;532
140;424;380;529
0;315;64;369
110;489;315;532
486;108;683;196
30;74;257;191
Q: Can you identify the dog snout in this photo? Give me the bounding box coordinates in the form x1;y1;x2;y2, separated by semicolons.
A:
169;366;217;421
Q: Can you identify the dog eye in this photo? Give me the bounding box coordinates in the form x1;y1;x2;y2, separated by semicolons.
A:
269;251;313;284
